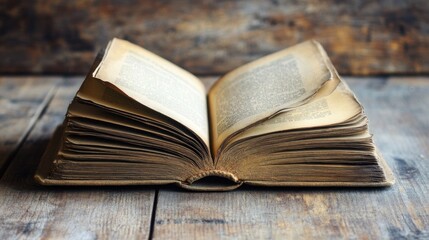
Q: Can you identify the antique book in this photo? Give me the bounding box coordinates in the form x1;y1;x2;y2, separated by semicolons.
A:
35;38;395;191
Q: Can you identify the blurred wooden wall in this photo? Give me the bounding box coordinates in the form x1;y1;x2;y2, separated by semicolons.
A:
0;0;428;75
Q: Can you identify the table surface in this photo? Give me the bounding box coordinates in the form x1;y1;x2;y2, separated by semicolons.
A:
0;76;428;239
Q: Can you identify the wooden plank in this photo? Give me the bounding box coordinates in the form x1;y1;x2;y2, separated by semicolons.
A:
0;77;57;175
0;0;428;75
200;76;218;91
152;76;429;239
0;77;156;239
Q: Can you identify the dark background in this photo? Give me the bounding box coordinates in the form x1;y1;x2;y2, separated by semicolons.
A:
0;0;428;76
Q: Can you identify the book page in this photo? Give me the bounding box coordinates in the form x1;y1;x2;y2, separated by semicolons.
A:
93;38;209;145
208;40;333;153
233;82;362;141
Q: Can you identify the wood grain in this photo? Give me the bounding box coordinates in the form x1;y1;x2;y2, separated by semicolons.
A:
0;76;428;239
0;77;156;239
1;0;428;75
0;77;57;174
152;76;429;239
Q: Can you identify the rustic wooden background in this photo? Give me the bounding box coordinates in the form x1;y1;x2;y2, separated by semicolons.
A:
1;76;428;239
1;0;428;76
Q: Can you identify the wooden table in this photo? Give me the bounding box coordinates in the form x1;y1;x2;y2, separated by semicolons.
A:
0;76;428;239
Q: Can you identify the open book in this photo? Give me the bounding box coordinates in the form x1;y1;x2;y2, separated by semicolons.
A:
35;38;394;191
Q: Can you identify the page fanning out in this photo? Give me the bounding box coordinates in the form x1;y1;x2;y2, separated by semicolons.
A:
93;38;210;145
233;82;363;141
208;40;333;154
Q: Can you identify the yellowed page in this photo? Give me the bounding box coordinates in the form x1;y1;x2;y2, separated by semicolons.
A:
234;82;362;140
208;40;333;153
77;76;206;143
93;38;209;145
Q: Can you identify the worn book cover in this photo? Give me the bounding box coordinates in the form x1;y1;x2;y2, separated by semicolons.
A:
35;38;395;191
